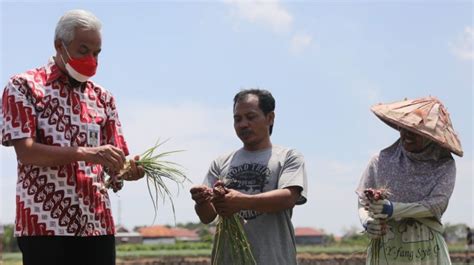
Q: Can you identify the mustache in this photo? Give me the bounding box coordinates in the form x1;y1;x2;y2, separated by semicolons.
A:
238;129;253;137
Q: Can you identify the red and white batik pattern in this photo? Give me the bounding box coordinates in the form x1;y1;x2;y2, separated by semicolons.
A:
1;58;129;236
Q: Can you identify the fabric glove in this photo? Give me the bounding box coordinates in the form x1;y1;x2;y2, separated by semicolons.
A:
363;217;387;239
367;199;393;218
358;198;388;224
358;200;388;238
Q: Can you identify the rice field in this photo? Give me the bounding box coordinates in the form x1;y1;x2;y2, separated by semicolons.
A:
1;250;471;265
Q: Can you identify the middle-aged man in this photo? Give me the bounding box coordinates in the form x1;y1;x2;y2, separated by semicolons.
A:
190;89;308;265
1;9;144;265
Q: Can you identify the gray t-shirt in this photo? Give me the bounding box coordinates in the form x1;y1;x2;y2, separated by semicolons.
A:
204;145;308;265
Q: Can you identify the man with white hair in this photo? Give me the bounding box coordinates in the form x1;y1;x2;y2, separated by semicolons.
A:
1;10;144;265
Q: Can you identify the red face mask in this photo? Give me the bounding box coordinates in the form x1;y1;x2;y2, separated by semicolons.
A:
61;42;98;82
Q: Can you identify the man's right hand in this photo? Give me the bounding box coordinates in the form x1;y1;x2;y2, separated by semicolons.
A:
364;217;387;239
82;144;126;172
191;185;217;224
190;185;213;205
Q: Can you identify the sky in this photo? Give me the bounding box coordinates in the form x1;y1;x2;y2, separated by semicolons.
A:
0;0;472;236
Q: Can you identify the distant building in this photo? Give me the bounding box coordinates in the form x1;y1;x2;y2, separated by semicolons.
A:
139;225;199;245
295;227;326;245
115;225;143;245
116;232;143;244
169;227;201;242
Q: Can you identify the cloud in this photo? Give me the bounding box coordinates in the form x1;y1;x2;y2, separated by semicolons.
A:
450;26;474;60
290;32;313;54
226;0;293;34
225;0;316;55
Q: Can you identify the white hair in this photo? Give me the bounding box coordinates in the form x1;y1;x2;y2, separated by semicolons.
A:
54;9;102;44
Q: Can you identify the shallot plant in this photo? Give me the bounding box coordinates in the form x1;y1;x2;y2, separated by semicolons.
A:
363;188;391;265
105;140;189;223
211;181;256;265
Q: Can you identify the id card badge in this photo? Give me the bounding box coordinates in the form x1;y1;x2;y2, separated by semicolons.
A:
87;123;101;147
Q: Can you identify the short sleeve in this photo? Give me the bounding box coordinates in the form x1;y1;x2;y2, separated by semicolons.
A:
102;92;129;156
202;159;221;188
2;77;37;146
278;149;308;205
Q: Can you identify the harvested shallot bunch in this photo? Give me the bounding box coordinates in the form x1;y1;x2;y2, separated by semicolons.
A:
211;180;256;265
363;187;391;265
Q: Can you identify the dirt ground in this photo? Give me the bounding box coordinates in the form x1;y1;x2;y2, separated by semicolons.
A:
114;252;474;265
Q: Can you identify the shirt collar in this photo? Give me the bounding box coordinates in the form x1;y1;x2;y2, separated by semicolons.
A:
45;57;88;91
45;57;68;84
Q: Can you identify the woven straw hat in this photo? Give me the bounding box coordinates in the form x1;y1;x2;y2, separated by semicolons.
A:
371;96;463;157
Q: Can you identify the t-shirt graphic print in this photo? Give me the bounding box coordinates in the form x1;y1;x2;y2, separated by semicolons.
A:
225;163;271;220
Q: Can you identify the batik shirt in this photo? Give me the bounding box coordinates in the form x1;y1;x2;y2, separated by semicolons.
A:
1;58;128;236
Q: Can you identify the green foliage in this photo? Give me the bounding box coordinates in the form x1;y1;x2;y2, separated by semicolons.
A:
117;241;212;252
200;233;214;243
297;243;468;254
2;225;19;252
116;249;212;257
175;221;215;243
340;230;370;246
297;245;366;254
341;234;370;246
197;227;214;243
176;222;209;230
2;252;23;265
443;223;470;244
323;234;335;245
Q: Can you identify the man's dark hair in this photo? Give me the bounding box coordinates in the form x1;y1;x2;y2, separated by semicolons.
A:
233;89;275;135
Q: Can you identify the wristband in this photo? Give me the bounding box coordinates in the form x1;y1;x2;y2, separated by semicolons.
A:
381;200;393;217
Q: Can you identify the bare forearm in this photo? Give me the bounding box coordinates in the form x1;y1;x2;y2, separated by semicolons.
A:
241;187;300;213
13;138;88;167
12;138;126;171
195;202;217;224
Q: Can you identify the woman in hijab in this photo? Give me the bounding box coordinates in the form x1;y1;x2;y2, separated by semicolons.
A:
357;97;463;265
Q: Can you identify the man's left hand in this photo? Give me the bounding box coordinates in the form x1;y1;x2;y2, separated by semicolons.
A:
126;155;145;181
211;189;245;217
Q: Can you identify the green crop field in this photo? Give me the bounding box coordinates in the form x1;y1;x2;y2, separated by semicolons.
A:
1;245;470;265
